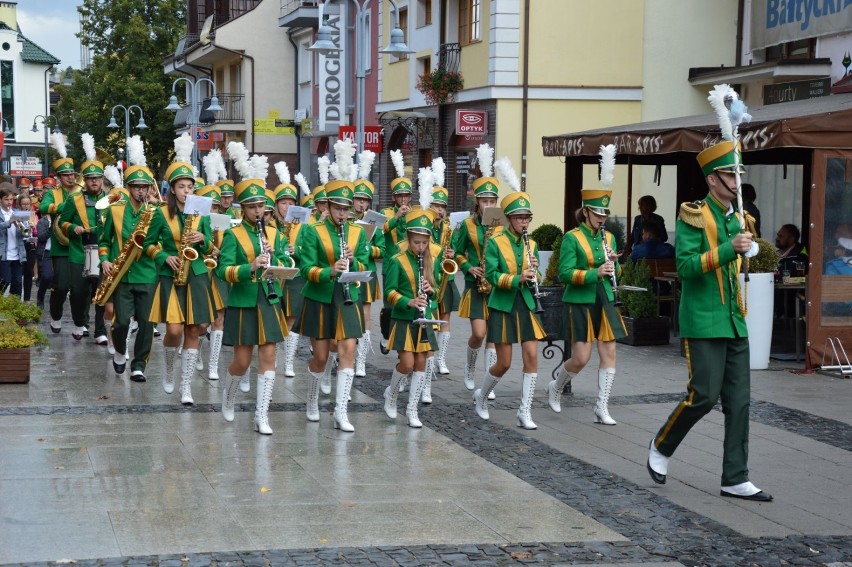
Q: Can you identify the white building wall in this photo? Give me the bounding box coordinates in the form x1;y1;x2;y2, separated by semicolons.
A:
0;26;52;147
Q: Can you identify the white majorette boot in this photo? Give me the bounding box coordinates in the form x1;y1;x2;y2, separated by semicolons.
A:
517;373;538;430
255;370;275;435
436;331;451;375
320;353;337;395
547;365;576;413
355;331;370;377
180;348;198;405
333;368;355;432
463;345;479;390
306;369;322;422
105;321;115;355
162;346;178;394
594;368;617;425
384;368;407;419
283;332;299;377
208;329;223;380
406;371;427;428
484;347;497;400
195;335;204;372
474;373;500;420
240;370;251;393
421;356;435;404
221;370;241;422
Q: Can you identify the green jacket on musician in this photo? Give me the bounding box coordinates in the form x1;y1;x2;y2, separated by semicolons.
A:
142;206;214;278
485;228;541;313
57;190;105;265
97;201;158;284
298;218;368;304
216;221;289;307
558;222;621;304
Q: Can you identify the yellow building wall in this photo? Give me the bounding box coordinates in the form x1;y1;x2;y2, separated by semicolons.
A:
525;0;644;87
459;0;491;90
380;3;413;103
0;4;16;28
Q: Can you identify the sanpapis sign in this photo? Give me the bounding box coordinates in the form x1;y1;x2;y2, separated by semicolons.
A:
751;0;852;49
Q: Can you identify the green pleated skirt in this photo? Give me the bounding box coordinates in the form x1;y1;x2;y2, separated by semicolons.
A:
458;279;489;320
283;275;305;318
149;271;216;325
293;285;365;340
223;286;289;346
560;282;627;343
361;273;381;304
438;275;460;317
388;318;438;353
211;272;230;309
486;294;547;344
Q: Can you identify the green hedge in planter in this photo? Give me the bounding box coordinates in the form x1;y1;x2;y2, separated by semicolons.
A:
618;258;657;319
530;223;563;252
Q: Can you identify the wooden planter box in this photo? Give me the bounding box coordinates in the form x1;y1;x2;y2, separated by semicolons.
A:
0;347;31;383
617;316;670;346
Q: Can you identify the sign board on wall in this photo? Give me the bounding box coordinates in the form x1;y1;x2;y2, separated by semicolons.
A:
751;0;852;49
10;156;42;176
763;77;831;105
317;8;347;132
456;110;487;136
339;125;383;152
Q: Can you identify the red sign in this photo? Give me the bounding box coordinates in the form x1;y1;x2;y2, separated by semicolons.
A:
196;130;214;151
456;110;487;136
339;126;384;152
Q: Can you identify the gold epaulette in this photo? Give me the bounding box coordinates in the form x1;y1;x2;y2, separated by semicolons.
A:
679;201;706;229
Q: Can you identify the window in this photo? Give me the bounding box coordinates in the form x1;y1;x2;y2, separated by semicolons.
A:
396;7;409;60
1;61;13;139
417;0;432;27
459;0;480;46
765;38;815;61
419;55;431;76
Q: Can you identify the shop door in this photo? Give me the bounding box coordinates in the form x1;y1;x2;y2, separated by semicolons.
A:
808;150;852;364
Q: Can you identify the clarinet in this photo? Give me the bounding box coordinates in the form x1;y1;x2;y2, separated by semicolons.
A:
417;252;430;343
339;221;354;306
256;216;278;301
522;227;546;314
599;226;622;307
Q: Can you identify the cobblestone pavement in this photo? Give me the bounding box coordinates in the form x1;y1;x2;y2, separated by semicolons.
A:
1;302;851;566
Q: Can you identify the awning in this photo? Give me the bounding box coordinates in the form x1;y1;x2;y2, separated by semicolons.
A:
542;92;852;158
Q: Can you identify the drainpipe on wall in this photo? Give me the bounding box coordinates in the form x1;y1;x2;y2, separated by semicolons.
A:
520;0;530;191
287;29;301;170
736;0;744;67
211;40;256;151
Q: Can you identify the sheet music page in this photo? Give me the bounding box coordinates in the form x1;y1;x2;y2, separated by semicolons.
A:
183;195;213;216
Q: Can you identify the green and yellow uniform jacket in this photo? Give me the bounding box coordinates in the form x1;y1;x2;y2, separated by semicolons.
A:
485;229;541;313
451;215;504;283
354;213;385;274
288;221;308;268
57;190;106;265
142;207;214;278
385;248;442;321
221;205;241;220
38;185;71;256
215;221;288;307
298;218;368;304
676;194;748;339
380;206;407;258
558;222;621;304
97;201;158;284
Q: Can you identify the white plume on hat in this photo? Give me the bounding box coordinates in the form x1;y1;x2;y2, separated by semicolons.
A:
418;167;434;210
295;172;311;199
126;135;146;166
357;150;376;180
330;139;357;182
598;144;616;189
226;141;251;181
390;149;405;179
317;156;330;185
708;84;751;143
173;132;194;164
203;149;225;186
103;165;122;189
81;133;96;162
50;132;68;159
494;156;520;192
274;161;291;186
476;144;494;178
431;157;446;187
248;154;269;181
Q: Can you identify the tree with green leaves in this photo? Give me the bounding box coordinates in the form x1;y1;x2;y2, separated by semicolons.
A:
53;0;185;178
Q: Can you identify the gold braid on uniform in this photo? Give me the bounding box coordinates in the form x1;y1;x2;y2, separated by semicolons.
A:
678;201;706;228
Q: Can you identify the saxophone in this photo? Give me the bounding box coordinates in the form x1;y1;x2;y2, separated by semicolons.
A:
476;221;495;295
436;219;458;303
94;201;156;306
174;213;200;286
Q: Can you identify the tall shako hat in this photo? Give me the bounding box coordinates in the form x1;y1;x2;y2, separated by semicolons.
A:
698;84;750;177
227;141;269;206
19;177;32;189
311;156;330;204
200;149;227;205
390;149;412;195
405;166;436;235
103;165;130;204
43;176;57;188
496;156;529;215
217;179;235;197
353;150;376;199
165;133;196;184
581;144;616;216
325;138;357;206
273;161;298;202
473;143;498;198
295;172;313;208
51;132;74;174
430;157;448;205
80;133;104;177
123;135;156;185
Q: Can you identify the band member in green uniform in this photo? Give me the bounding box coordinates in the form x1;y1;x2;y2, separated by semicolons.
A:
144;133;217;405
58;134;107;342
647;135;771;502
217;179;241;220
452;144;502;394
474;158;546;429
218;152;289;435
98;155;159;382
311;156;331;223
383;202;440;428
429;157;459;378
548;145;626;426
39;134;76;334
351;150;383;378
293;146;368;432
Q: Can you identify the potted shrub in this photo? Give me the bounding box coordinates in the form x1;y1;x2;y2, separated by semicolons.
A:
616;258;670;346
0;319;48;384
530;223;562;280
739;238;780;369
415;67;464;105
537;226;567;341
0;295;42;325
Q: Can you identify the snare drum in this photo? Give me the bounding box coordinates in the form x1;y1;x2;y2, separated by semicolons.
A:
83;245;100;279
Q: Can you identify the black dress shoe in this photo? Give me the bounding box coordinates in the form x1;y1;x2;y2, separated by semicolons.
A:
647;458;666;484
83;329;90;337
112;359;126;374
720;490;773;502
130;372;146;383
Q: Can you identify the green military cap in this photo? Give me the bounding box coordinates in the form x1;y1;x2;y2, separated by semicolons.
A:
391;177;412;195
217;179;235;196
353;179;375;200
696;140;746;177
274;183;299;202
235;178;267;205
124;165;156;185
432;186;448;205
473;177;499;198
325;179;354;206
80;160;104;178
53;158;75;174
165;161;195;184
405;206;436;236
581;189;612;216
196;184;221;204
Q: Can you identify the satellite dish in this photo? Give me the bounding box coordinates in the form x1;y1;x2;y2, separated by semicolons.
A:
199;15;214;46
174;37;187;59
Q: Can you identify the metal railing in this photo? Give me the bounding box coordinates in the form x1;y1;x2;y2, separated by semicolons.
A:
438;43;460;74
172;93;245;128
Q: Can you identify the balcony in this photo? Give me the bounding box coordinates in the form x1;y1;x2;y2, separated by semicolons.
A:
172;93;246;128
279;0;320;28
438;43;460;74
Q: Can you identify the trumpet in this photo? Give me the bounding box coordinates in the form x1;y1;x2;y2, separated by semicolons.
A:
339;221;354;306
522;227;546;314
599;225;622;307
256;215;278;301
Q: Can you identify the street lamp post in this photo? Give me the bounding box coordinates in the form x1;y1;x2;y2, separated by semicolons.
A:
165;78;223;171
108;104;148;175
31;115;62;177
308;0;412;154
